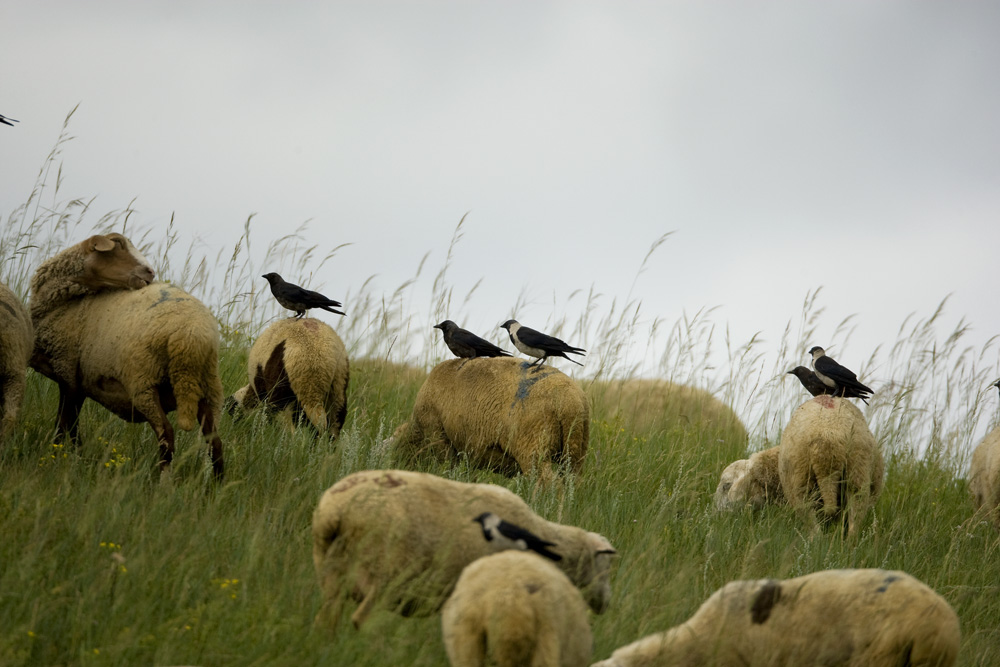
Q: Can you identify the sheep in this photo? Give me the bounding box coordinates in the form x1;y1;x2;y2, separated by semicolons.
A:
970;424;1000;529
587;379;748;465
442;551;593;667
390;357;589;479
227;317;349;438
591;568;960;667
311;469;616;630
29;233;224;478
778;395;883;537
0;281;33;445
715;445;783;510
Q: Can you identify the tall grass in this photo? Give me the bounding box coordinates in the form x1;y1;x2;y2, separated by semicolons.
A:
2;115;999;665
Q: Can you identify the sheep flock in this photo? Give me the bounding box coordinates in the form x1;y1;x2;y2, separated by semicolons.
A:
6;230;1000;666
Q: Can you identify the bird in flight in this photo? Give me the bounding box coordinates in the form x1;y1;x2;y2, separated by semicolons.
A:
500;319;585;367
434;320;511;359
262;272;345;318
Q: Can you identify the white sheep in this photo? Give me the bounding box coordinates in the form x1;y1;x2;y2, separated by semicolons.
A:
0;281;33;444
29;233;225;478
312;469;616;630
227;317;349;438
778;396;883;537
715;445;783;510
970;424;1000;529
390;358;589;480
442;551;593;667
591;569;960;667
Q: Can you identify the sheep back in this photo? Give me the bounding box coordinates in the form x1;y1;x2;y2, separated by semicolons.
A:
391;358;589;478
233;317;349;437
443;551;593;667
311;469;615;630
970;425;1000;529
778;396;883;537
716;445;783;510
592;569;959;667
31;283;222;433
0;282;33;443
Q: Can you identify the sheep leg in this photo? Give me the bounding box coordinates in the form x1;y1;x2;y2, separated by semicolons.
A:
0;376;24;442
350;587;379;629
817;471;844;533
198;397;225;480
132;391;176;473
55;384;85;445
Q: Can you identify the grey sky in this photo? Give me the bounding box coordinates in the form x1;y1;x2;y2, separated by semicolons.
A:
3;2;1000;424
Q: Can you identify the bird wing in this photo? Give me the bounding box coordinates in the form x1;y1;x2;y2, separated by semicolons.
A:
498;520;557;549
453;328;510;357
814;356;859;383
294;284;343;308
516;326;583;353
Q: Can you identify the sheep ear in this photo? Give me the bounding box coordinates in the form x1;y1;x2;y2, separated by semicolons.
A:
91;236;116;252
596;548;618;556
586;531;616;555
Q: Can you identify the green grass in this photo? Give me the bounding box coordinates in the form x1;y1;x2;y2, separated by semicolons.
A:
3;113;1000;665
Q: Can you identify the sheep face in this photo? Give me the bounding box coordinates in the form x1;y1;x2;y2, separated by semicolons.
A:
715;458;751;510
76;233;155;292
578;531;617;614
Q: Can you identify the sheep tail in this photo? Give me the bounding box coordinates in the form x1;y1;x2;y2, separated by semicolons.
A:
167;329;217;431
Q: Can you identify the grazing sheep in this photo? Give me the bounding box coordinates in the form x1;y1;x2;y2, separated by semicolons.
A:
0;281;33;444
778;396;883;537
442;551;593;667
970;424;1000;529
227;317;349;438
591;569;959;667
715;445;783;510
588;379;748;464
29;233;224;478
312;469;616;630
390;358;589;479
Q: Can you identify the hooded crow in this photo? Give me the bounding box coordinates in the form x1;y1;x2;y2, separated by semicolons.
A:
262;272;345;318
472;512;562;561
788;365;871;404
808;346;873;399
0;114;18;127
500;319;585;367
434;320;511;359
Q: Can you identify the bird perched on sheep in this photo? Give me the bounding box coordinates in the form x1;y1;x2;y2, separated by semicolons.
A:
787;365;870;404
591;568;959;667
808;346;873;402
969;380;1000;529
389;357;590;480
715;445;783;511
262;272;344;318
778;395;883;537
0;281;33;445
434;320;511;359
501;319;585;368
29;233;225;478
442;551;593;667
311;470;616;630
226;317;349;439
473;512;562;561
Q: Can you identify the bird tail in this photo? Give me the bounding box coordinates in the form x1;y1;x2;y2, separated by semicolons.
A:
320;305;346;316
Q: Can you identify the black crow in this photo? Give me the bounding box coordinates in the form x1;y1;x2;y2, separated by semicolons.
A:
788;366;870;404
472;512;562;561
0;114;18;127
808;346;873;399
262;272;345;318
434;320;511;359
500;319;585;367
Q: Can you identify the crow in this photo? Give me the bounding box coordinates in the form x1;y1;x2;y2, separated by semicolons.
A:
262;272;345;318
808;346;873;399
500;319;585;367
472;512;562;561
433;320;511;359
788;365;870;404
0;114;18;127
993;379;1000;396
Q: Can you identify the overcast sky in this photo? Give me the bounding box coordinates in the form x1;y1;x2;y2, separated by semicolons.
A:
3;2;1000;424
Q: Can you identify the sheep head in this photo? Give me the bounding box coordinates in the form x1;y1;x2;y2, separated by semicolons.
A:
578;531;617;614
75;233;155;291
715;458;751;510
